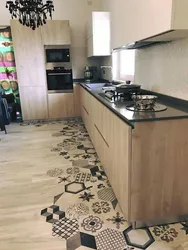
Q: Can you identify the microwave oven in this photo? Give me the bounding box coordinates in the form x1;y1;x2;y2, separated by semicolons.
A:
46;48;70;63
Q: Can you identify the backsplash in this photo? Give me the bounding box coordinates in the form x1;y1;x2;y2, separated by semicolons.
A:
135;37;188;101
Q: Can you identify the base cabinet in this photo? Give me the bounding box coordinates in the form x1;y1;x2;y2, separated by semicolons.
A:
73;84;81;116
11;20;71;121
19;86;48;120
48;93;75;119
80;86;131;220
80;85;188;227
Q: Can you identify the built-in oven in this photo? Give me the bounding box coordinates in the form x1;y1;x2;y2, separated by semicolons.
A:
46;68;73;93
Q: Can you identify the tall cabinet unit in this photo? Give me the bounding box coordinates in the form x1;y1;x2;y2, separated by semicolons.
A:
11;21;48;120
11;20;73;120
111;0;188;49
87;12;111;57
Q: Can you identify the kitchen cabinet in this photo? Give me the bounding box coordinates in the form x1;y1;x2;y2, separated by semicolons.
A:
111;0;188;49
41;20;71;45
48;93;75;119
80;86;131;219
73;84;81;117
11;20;46;87
11;20;72;120
87;12;111;57
80;86;93;138
11;20;48;121
80;86;188;227
19;86;48;120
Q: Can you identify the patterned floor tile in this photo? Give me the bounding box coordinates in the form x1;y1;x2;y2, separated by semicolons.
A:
123;226;155;249
106;212;127;230
91;201;111;214
66;203;90;220
67;232;81;250
41;205;65;223
80;232;97;249
65;182;86;194
52;217;79;240
96;228;127;250
79;191;95;202
75;173;92;182
97;187;116;202
181;221;188;235
54;192;64;204
149;223;185;246
38;119;188;250
80;215;104;235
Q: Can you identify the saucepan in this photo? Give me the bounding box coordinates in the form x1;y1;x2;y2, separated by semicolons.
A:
115;82;141;94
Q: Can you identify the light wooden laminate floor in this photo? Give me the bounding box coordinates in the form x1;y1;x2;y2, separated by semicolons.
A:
0;120;188;250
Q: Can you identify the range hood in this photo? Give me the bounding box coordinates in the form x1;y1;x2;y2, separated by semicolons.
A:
113;29;188;51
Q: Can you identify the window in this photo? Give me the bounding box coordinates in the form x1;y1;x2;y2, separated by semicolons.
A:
112;49;136;81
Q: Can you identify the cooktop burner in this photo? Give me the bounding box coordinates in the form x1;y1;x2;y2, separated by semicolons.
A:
104;90;133;102
126;104;167;112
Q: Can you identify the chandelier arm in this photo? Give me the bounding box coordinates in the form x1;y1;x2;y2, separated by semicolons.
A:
6;0;54;30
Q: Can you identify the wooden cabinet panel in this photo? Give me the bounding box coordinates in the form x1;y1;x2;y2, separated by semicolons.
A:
109;116;131;220
93;123;109;166
48;93;75;119
131;119;188;223
41;20;71;45
19;86;48;120
80;86;131;219
10;20;46;87
92;98;112;145
87;12;110;57
73;84;81;117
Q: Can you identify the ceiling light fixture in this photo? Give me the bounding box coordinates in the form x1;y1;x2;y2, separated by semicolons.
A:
6;0;54;30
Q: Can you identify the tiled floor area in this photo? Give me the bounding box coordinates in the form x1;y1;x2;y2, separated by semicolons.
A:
0;119;188;250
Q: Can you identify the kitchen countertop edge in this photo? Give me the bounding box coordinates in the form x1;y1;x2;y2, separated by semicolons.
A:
80;83;188;129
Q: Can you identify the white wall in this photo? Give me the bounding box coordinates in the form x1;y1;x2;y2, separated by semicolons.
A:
135;38;188;101
1;0;103;78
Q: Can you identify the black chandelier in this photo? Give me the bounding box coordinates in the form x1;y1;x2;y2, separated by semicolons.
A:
6;0;54;30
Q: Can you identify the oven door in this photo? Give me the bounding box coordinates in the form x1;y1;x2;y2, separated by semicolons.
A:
47;70;73;93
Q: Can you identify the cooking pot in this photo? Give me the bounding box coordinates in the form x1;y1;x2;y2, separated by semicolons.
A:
115;83;141;94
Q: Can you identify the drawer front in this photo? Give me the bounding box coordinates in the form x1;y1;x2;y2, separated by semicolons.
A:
93;123;110;177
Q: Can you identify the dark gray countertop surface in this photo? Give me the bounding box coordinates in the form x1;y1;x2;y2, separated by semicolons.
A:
80;83;188;128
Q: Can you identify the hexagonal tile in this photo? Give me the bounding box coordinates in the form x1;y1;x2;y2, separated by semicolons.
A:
65;182;86;194
52;217;79;240
96;228;126;250
80;232;97;249
123;226;155;249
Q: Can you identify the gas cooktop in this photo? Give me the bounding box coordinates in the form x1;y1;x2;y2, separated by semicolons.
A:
98;92;167;112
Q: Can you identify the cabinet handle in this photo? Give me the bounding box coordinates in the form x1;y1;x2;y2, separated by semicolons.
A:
94;124;109;148
83;105;89;115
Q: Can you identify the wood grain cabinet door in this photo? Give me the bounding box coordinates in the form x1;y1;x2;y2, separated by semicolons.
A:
48;93;75;119
41;20;71;45
19;86;48;120
73;84;81;117
10;20;47;87
108;116;132;220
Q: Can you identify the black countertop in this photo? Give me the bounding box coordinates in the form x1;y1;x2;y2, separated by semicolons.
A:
80;83;188;128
